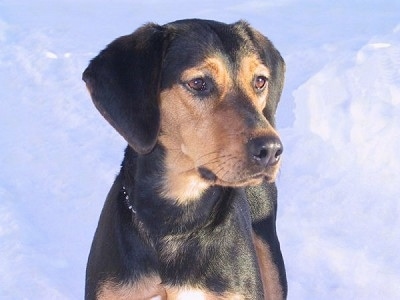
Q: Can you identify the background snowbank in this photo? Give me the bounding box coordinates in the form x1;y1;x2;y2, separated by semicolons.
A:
279;25;400;298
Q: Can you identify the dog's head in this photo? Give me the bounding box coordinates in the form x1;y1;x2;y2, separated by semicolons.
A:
83;19;285;201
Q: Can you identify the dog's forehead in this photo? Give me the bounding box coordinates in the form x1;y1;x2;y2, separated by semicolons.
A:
166;19;250;55
161;20;261;87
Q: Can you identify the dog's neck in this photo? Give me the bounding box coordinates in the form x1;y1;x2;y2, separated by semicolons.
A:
120;145;234;236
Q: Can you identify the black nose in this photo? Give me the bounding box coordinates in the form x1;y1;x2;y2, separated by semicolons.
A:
248;136;283;167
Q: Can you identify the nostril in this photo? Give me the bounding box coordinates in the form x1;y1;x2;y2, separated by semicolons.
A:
275;146;283;159
257;148;268;160
271;141;283;164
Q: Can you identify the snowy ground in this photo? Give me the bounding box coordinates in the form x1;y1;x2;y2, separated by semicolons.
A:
1;0;400;299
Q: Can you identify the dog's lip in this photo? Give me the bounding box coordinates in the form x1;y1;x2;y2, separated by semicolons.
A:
213;171;274;186
217;176;264;187
197;167;218;182
197;165;277;185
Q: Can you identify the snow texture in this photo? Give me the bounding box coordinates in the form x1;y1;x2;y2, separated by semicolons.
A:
1;0;399;299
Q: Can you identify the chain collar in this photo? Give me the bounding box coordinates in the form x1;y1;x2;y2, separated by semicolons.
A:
122;185;136;214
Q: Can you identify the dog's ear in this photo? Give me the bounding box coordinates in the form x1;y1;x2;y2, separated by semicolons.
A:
245;25;285;126
263;46;285;126
83;23;165;154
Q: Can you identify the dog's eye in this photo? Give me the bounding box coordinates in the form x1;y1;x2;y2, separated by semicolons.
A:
187;78;207;92
254;76;268;90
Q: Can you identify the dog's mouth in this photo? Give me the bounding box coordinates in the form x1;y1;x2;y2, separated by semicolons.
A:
197;166;276;186
197;167;218;182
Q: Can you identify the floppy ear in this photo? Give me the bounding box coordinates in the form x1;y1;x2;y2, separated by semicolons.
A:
246;26;285;126
263;46;285;126
83;23;165;154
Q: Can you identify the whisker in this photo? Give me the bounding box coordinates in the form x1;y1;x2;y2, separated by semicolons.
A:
216;156;243;180
196;152;235;168
198;154;236;171
197;151;219;161
214;159;232;178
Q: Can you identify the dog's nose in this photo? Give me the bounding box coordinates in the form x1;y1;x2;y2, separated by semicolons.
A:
248;136;283;167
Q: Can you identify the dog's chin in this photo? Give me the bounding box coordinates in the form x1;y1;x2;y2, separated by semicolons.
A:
197;167;277;187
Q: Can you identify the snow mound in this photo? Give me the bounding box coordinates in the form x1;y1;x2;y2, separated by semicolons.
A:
279;25;400;298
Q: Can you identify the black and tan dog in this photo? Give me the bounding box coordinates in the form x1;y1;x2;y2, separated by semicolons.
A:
83;19;287;299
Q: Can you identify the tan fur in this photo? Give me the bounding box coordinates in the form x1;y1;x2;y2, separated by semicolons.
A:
97;275;166;300
252;234;284;300
158;54;280;204
237;55;271;111
158;56;232;203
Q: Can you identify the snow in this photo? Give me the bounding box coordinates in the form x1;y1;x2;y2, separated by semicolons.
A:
1;0;400;299
279;25;400;298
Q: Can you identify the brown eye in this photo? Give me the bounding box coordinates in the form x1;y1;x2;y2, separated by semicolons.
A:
254;76;268;90
188;78;207;91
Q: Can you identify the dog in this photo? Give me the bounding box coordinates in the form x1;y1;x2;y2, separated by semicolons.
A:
83;19;287;300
